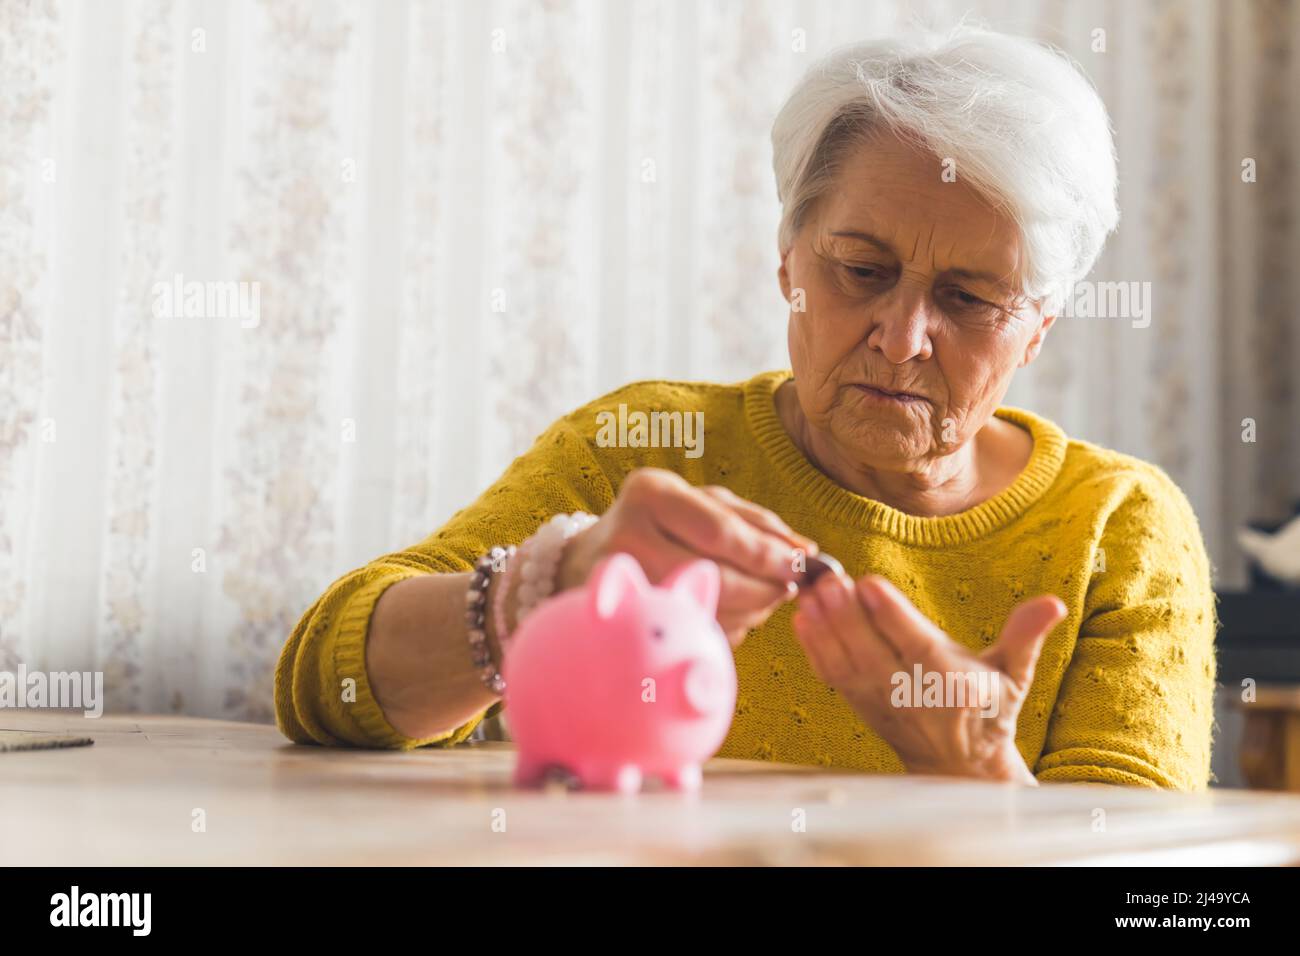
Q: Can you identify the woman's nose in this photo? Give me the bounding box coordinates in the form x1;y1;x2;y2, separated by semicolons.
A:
867;286;934;363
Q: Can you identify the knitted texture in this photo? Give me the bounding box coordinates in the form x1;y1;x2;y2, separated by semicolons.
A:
275;369;1219;789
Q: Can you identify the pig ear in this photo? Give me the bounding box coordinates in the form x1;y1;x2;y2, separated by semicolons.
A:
590;553;650;620
662;559;720;616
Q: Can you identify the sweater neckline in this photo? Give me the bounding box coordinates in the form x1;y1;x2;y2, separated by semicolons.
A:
743;369;1068;547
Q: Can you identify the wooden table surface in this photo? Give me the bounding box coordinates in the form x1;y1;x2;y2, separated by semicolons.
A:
4;711;1300;866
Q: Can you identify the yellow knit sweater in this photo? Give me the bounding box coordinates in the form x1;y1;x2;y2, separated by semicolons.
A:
275;369;1219;790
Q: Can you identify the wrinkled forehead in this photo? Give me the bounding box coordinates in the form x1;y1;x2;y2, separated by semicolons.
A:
814;134;1026;287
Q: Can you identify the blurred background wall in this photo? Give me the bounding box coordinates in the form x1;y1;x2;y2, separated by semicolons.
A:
2;0;1297;784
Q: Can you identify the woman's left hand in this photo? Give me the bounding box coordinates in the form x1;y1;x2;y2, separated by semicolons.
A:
791;572;1066;784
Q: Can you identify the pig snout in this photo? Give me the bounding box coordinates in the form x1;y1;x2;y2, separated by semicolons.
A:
681;659;729;715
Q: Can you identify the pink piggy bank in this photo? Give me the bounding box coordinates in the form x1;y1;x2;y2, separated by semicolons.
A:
502;552;737;793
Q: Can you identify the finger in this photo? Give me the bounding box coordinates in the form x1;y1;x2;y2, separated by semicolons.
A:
698;485;819;557
812;573;898;676
625;529;796;617
723;626;748;649
720;567;796;611
647;479;801;584
855;575;947;662
715;571;796;632
986;595;1067;687
791;600;851;685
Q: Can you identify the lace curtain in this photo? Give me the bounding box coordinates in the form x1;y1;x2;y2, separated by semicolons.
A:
2;0;1296;722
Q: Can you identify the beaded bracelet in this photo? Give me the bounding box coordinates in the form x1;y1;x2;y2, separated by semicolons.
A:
465;546;509;695
465;513;596;695
490;543;518;652
513;512;598;629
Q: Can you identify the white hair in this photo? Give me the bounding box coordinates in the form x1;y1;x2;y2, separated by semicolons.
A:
771;25;1119;311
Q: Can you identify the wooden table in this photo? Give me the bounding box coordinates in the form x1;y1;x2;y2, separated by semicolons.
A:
1233;685;1300;792
4;712;1300;866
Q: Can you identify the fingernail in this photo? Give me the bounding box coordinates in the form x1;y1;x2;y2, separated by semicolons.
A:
819;577;843;607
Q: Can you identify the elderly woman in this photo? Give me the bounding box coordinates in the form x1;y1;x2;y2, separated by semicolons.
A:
276;28;1217;789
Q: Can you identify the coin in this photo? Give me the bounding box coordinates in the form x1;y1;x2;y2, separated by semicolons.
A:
799;551;845;588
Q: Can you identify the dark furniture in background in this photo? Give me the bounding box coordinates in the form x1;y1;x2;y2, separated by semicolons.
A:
1217;589;1300;790
1216;591;1300;685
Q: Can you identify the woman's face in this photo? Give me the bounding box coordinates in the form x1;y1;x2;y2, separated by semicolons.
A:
779;130;1055;471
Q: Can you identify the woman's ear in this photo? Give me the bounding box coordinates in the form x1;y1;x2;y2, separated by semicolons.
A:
778;245;793;303
1020;309;1057;367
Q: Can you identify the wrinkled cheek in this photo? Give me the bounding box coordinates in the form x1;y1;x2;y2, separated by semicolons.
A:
787;314;842;411
929;343;990;413
947;357;1013;418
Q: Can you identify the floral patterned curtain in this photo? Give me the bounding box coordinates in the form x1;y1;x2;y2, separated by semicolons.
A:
1;0;1296;722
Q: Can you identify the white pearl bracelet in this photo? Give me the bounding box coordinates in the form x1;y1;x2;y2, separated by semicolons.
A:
510;511;598;634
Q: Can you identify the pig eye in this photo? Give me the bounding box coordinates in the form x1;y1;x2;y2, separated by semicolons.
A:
651;627;665;640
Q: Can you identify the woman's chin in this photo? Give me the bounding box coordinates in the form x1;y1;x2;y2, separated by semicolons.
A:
834;412;932;464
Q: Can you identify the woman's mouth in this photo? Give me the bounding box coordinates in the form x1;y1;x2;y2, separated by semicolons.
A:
851;384;927;405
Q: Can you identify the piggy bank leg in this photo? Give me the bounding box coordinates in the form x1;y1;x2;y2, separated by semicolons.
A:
579;763;643;794
611;765;644;795
662;764;703;792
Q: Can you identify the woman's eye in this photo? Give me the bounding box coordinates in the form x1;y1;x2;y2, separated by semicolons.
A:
939;286;1008;325
848;265;880;279
949;287;982;305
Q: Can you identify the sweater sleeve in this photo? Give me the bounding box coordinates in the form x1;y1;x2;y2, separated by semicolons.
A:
1034;470;1219;790
274;415;617;749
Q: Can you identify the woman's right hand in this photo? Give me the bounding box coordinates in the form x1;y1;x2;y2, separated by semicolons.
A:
551;467;817;645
